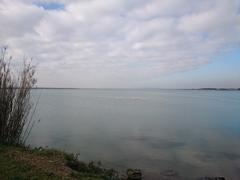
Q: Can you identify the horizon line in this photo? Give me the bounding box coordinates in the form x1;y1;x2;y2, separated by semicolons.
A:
31;87;240;90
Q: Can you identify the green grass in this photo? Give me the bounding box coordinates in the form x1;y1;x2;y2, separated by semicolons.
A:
0;145;121;180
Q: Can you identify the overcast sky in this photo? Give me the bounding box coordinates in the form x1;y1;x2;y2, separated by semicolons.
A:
0;0;240;88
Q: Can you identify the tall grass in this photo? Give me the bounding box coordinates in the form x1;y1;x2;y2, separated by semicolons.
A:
0;47;37;145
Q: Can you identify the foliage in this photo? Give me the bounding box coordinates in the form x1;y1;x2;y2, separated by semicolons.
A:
0;47;36;145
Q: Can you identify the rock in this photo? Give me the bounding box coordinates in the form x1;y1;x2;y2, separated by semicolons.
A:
127;169;142;180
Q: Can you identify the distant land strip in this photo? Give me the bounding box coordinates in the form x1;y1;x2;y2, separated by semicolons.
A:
30;87;240;91
1;87;239;90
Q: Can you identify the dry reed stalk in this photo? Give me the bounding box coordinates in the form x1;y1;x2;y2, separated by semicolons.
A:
0;47;37;145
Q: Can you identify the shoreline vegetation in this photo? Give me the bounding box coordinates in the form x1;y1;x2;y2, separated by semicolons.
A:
0;144;140;180
0;48;36;145
0;144;227;180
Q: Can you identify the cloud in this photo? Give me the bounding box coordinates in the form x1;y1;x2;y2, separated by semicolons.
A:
0;0;239;87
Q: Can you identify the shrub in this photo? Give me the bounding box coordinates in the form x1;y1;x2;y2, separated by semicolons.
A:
0;47;36;145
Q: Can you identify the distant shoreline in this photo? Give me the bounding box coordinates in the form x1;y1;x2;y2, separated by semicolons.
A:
179;88;240;91
30;87;240;91
2;87;238;91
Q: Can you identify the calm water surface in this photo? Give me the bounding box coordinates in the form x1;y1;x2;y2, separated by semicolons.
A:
29;89;240;179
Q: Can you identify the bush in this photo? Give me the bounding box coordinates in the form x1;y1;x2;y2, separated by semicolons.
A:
0;47;36;145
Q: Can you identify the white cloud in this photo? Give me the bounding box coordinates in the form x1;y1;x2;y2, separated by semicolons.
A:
0;0;239;87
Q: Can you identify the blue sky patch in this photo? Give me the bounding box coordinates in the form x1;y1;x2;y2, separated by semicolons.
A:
36;2;65;10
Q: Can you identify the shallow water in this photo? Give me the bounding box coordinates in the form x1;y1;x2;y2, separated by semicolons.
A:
29;89;240;179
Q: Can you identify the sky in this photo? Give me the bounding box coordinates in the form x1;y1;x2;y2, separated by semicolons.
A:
0;0;240;88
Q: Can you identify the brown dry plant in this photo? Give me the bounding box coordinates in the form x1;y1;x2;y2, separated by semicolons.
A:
0;47;37;145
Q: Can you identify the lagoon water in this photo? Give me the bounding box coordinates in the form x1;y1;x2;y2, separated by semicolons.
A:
29;89;240;179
